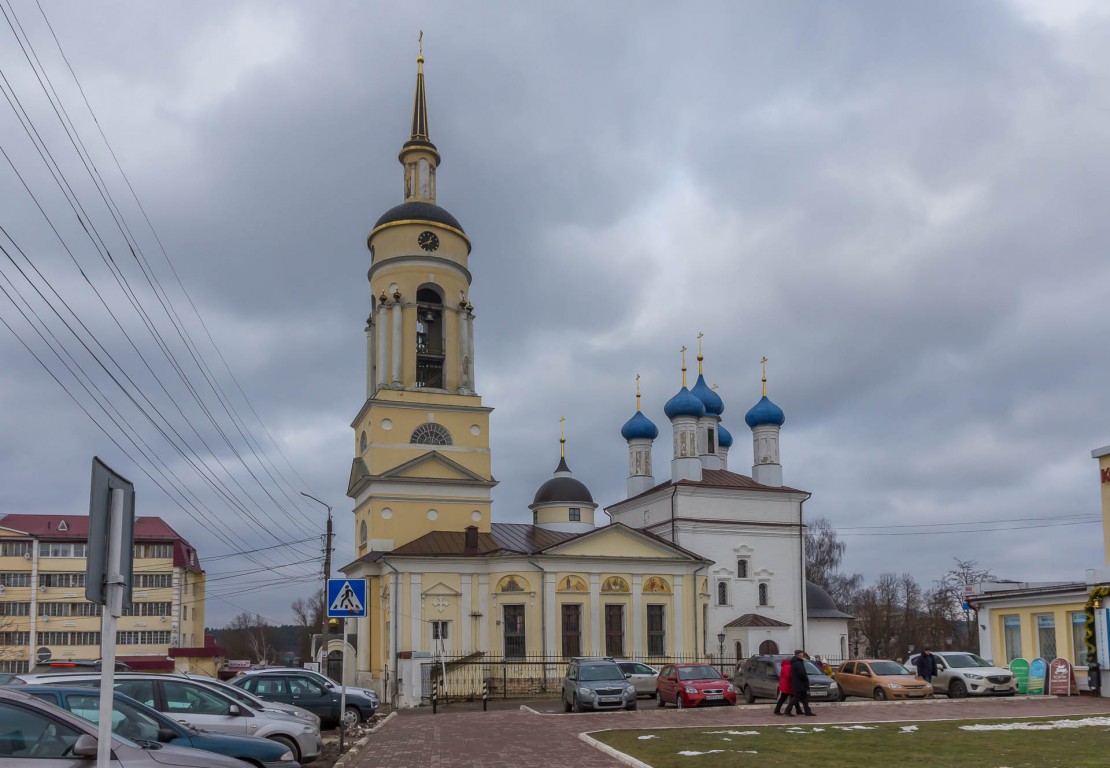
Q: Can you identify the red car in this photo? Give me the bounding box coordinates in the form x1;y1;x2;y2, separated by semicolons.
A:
656;663;737;708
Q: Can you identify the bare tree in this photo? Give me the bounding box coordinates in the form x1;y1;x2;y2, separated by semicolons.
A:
227;612;273;664
804;517;847;589
936;558;995;648
290;591;325;659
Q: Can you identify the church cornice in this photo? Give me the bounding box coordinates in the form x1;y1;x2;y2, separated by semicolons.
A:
350;397;492;429
368;254;473;285
368;219;471;252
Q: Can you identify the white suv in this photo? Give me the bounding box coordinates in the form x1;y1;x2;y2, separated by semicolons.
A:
905;652;1017;698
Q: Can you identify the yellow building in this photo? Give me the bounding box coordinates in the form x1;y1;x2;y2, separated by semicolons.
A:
0;514;206;673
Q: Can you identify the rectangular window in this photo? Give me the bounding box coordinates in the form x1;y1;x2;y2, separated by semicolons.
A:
647;604;665;656
1036;614;1057;660
0;572;32;587
117;631;171;645
1002;615;1022;662
39;573;86;588
0;541;32;557
0;602;31;616
604;604;624;658
431;621;449;640
503;605;526;658
0;631;30;645
134;544;173;559
134;574;173;589
568;508;580;522
38;542;88;558
122;602;172;617
707;427;716;454
41;602;102;617
1071;612;1088;667
561;604;582;658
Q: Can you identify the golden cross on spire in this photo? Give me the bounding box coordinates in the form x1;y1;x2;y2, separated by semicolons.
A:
559;415;566;457
680;346;687;388
635;374;641;411
696;332;704;374
761;356;768;397
419;30;423;56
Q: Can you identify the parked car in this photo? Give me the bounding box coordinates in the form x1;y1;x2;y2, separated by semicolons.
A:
10;672;322;764
232;668;379;725
13;686;298;768
0;687;251;767
29;658;133;673
732;655;839;703
656;663;737;708
179;672;321;727
616;661;659;698
232;672;351;729
904;652;1017;698
561;658;638;712
833;659;934;701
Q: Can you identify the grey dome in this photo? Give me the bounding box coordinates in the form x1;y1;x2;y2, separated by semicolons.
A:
805;580;854;619
532;457;594;505
372;201;465;234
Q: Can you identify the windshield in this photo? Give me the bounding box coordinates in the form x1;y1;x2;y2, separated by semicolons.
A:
64;693;167;743
678;665;721;681
942;653;992;668
198;678;266;708
578;665;625;682
870;662;912;676
803;661;822;676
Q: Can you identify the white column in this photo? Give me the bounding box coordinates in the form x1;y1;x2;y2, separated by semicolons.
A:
391;301;403;386
366;322;375;398
466;312;476;392
478;575;490;651
589;574;601;655
409;574;422;653
673;575;685;656
631;575;643;657
376;304;388;391
544;573;557;659
460;576;473;653
458;309;470;392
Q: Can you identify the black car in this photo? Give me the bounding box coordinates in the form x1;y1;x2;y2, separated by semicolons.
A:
732;654;840;703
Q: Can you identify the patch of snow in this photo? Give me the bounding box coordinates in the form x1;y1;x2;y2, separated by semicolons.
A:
678;749;725;756
900;726;919;733
637;735;658;740
960;717;1110;732
703;730;760;736
832;725;877;731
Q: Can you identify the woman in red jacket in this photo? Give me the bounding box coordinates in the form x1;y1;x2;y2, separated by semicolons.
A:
774;657;794;715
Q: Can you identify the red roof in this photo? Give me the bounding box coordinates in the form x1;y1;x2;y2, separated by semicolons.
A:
0;514;204;573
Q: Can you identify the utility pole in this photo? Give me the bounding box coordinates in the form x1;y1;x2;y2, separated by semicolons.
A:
301;492;333;670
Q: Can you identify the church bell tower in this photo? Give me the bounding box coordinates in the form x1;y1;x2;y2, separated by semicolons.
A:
347;50;495;554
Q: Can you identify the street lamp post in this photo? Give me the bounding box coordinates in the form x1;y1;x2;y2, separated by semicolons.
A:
717;632;726;673
301;491;333;670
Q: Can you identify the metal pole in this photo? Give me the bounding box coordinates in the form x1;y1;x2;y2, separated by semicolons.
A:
339;617;348;753
301;492;333;671
96;489;125;768
482;679;488;711
431;675;438;715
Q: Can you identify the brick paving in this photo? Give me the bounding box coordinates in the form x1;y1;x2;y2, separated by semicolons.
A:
350;695;1110;768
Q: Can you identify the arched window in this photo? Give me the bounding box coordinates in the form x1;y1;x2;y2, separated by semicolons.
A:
736;559;749;579
410;423;452;445
758;582;770;606
360;521;368;545
360;432;368;452
717;581;728;606
415;286;445;388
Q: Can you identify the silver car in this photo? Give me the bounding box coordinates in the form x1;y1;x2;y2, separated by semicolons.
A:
616;661;659;698
0;687;251;767
178;672;321;727
12;672;322;765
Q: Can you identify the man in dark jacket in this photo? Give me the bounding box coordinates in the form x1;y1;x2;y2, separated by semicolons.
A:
914;647;939;684
788;649;815;716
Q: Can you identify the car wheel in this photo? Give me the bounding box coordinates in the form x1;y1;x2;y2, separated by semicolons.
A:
564;695;572;713
573;696;586;713
342;706;361;728
948;679;968;699
268;735;300;764
837;687;847;702
675;694;684;709
656;692;665;707
743;686;756;704
625;702;637;711
873;688;888;701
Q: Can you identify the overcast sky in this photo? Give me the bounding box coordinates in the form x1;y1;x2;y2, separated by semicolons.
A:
1;1;1108;629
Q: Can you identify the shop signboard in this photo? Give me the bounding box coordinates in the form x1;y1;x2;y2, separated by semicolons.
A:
1027;658;1048;694
1048;658;1077;696
1009;658;1029;694
1097;608;1110;669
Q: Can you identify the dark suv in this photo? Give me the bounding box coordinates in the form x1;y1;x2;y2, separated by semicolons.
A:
561;658;637;712
732;655;839;703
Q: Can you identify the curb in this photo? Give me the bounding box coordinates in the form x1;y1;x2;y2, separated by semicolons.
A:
578;731;653;768
333;711;396;768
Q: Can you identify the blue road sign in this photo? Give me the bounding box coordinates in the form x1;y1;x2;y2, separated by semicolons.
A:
327;578;367;618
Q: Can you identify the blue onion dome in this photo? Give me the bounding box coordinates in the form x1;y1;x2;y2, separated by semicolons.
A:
621;411;659;441
717;423;734;448
744;395;785;428
664;386;706;419
690;374;724;416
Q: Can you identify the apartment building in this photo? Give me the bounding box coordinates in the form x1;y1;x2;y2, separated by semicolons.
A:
0;514;205;673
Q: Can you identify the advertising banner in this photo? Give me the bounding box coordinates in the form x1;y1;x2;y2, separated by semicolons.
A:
1027;658;1047;694
1048;658;1077;696
1009;658;1030;694
1097;608;1110;669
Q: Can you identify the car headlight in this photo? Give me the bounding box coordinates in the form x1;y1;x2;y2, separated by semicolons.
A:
579;687;592;696
301;724;316;734
685;686;698;694
726;684;735;692
830;682;838;690
965;674;984;680
888;683;904;689
625;685;636;695
279;752;295;762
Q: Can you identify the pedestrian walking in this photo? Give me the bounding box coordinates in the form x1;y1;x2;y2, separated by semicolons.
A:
814;655;833;677
789;649;815;716
773;657;793;715
914;646;938;684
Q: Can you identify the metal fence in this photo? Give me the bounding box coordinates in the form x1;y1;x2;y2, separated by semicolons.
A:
419;654;747;701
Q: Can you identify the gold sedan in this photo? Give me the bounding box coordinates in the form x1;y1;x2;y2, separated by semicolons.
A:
834;659;934;701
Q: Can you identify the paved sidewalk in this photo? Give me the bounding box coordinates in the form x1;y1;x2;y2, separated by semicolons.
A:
351;696;1110;768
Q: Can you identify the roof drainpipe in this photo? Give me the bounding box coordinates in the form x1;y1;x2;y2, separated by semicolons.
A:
693;563;705;657
799;493;812;652
381;557;401;708
670;486;679;543
527;558;547;664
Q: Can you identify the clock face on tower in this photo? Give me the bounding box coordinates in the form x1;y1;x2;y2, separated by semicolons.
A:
418;230;440;252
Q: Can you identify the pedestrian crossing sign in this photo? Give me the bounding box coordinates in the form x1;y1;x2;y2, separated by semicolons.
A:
327;578;367;618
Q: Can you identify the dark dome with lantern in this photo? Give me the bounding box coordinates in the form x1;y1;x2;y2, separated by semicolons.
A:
372;201;466;235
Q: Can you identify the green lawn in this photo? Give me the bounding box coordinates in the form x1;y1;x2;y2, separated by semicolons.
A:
591;715;1110;768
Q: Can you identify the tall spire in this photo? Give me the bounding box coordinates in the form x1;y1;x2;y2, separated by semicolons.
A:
560;415;566;457
410;33;430;143
635;374;642;411
681;346;688;388
697;332;704;374
761;356;768;397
